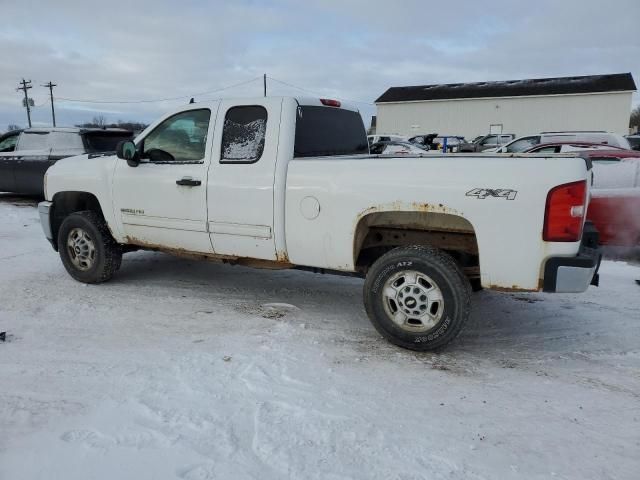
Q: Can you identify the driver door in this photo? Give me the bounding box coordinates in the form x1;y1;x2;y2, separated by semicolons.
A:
112;105;218;253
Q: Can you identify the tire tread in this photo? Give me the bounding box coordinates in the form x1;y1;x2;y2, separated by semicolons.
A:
58;210;122;283
363;245;471;351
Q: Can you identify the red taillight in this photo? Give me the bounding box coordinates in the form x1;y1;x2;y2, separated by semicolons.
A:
543;180;587;242
320;98;341;107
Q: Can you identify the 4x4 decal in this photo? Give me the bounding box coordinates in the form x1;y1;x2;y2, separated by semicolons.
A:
466;188;518;200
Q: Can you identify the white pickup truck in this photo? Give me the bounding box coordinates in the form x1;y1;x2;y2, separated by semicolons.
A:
38;97;601;351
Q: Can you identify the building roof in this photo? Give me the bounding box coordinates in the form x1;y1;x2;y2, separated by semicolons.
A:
375;73;636;103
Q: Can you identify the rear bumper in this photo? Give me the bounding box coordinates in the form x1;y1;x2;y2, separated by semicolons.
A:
38;201;56;250
542;223;602;293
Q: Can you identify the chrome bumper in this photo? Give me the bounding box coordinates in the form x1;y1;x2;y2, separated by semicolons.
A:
38;201;55;249
543;223;601;293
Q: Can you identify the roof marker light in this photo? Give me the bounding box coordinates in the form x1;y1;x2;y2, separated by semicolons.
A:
320;98;341;107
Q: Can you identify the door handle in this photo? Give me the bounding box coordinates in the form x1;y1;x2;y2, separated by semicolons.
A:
176;177;202;187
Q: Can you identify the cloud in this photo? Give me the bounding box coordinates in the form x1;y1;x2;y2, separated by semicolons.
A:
1;0;638;131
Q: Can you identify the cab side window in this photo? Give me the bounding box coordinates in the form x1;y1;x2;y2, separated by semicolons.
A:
220;106;267;163
48;132;84;152
142;109;210;163
17;132;49;150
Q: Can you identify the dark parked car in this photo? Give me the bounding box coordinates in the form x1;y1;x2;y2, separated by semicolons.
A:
626;135;640;151
0;127;133;196
408;133;438;150
458;133;516;152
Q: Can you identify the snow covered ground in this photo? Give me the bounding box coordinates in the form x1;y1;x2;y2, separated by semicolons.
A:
0;195;639;480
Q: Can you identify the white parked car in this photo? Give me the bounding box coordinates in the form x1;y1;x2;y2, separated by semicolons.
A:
38;97;601;351
367;134;407;145
369;140;428;155
490;131;631;153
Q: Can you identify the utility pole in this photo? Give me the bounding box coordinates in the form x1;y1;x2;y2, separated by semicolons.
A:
263;73;267;97
16;78;33;127
42;81;57;127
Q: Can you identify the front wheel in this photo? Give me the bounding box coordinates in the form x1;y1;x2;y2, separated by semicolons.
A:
57;211;122;283
363;245;471;351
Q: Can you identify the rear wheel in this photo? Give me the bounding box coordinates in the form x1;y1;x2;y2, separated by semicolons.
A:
363;245;471;351
58;211;122;283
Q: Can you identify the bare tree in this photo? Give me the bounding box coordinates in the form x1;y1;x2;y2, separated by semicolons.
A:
92;115;107;127
76;119;147;131
630;105;640;131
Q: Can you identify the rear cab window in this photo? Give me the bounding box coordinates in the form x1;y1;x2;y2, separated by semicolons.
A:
294;106;368;157
220;106;267;163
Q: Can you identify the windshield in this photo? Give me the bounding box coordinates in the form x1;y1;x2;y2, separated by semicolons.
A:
294;106;369;157
504;136;540;153
0;133;19;152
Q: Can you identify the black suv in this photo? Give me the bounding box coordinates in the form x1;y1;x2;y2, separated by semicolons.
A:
0;127;133;196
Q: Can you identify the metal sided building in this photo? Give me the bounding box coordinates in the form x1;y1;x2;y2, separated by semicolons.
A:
374;73;636;139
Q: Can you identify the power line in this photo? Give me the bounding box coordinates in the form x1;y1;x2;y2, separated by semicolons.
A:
16;79;33;127
267;76;320;96
33;75;373;111
42;81;57;127
266;76;374;106
56;76;263;104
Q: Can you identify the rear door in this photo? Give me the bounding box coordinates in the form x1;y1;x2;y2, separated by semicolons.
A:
207;98;282;260
12;131;54;195
34;131;85;191
0;131;21;193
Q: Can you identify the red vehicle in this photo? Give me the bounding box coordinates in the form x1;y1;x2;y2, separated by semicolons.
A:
524;144;640;246
524;142;639;156
588;154;640;246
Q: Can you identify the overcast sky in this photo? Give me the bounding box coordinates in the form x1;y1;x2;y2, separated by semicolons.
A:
1;0;638;131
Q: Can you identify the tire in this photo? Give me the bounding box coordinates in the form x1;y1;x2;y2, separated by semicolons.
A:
363;245;471;351
57;210;122;284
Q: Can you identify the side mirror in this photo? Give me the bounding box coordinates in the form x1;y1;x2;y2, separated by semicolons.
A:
116;140;140;167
